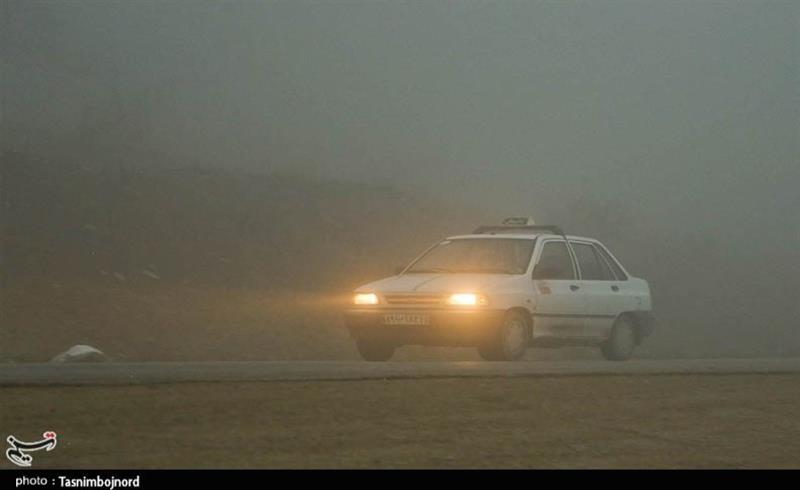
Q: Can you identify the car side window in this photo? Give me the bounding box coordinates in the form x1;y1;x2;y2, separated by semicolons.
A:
572;243;614;281
595;244;628;280
533;241;575;280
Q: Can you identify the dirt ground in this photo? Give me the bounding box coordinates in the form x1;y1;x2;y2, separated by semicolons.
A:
3;374;799;468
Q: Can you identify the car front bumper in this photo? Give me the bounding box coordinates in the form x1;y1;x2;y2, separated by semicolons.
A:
344;308;507;346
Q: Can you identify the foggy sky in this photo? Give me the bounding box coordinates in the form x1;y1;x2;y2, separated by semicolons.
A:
2;0;798;233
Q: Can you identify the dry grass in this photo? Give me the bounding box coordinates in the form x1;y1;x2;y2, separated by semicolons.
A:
3;374;800;468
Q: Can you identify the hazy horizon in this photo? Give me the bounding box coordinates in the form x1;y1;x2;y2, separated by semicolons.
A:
3;1;797;222
2;1;799;360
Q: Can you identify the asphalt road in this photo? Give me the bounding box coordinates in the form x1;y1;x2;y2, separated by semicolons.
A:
2;358;800;386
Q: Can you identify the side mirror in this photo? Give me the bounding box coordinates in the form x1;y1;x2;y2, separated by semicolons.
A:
394;265;405;275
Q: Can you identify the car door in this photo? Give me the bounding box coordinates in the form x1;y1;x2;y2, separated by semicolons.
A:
531;239;587;339
594;242;640;312
570;241;624;339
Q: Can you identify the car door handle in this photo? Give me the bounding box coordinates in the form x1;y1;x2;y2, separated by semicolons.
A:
570;285;580;291
611;285;620;292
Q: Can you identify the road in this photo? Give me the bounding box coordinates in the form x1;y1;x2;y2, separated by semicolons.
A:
2;357;800;386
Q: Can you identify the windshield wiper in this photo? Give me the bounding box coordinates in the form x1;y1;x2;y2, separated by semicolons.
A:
458;268;515;274
406;267;453;273
408;267;516;274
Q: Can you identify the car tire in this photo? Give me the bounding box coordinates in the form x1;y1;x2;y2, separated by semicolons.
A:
478;310;529;361
477;344;502;361
355;338;395;362
601;315;637;361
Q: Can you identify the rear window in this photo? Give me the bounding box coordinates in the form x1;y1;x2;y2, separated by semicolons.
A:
572;242;614;281
595;244;628;280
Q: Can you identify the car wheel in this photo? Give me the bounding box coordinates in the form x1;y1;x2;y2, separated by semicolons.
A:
477;344;502;361
355;338;395;362
478;310;529;361
601;316;637;361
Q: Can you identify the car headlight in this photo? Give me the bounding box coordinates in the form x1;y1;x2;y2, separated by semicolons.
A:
446;293;488;306
353;293;379;305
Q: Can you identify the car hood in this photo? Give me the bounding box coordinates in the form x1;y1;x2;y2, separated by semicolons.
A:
355;273;517;294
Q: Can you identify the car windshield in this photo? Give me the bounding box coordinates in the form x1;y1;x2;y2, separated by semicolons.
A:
406;238;536;274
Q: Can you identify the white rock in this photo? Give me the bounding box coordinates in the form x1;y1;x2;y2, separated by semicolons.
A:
50;345;109;363
141;270;160;279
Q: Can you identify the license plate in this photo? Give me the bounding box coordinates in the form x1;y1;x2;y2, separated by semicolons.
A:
383;314;430;326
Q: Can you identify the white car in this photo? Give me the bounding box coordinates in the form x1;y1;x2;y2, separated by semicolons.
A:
345;218;655;361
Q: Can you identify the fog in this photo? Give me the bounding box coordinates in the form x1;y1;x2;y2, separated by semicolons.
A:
2;1;798;360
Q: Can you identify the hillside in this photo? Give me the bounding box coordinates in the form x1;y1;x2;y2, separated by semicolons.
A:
2;151;798;362
1;152;472;290
1;151;483;361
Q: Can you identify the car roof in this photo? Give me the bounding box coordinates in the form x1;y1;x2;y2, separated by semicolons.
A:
446;233;599;242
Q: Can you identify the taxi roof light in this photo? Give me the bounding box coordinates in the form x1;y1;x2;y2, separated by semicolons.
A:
502;217;535;226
